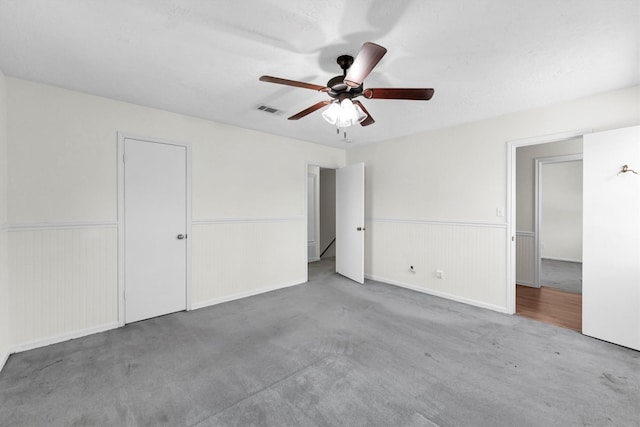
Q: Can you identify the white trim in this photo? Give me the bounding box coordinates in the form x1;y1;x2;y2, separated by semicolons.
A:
506;128;592;314
534;154;583;288
118;134;125;326
508;129;592;147
516;230;535;237
517;280;536;287
117;132;193;326
0;350;9;373
185;143;193;313
115;131;192;148
192;216;304;225
542;256;582;264
7;221;117;231
368;217;507;228
191;278;306;311
9;321;120;354
365;274;509;314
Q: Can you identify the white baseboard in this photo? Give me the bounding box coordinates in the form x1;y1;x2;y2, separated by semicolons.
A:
541;257;582;264
516;281;540;289
7;279;307;357
308;257;321;263
0;349;9;373
517;280;537;287
10;321;120;354
365;274;509;314
191;278;306;311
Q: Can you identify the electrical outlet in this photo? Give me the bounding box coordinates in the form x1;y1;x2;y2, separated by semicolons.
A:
436;269;444;279
496;207;505;217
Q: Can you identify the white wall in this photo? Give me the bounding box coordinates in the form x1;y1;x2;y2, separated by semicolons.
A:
0;70;9;370
516;138;583;232
2;76;639;355
6;78;345;350
319;168;336;258
347;86;640;312
541;160;583;261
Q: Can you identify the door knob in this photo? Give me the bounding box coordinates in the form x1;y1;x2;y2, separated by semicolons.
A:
177;234;185;240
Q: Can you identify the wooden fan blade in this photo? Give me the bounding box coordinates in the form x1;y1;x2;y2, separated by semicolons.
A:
344;42;387;88
364;88;434;100
353;101;375;126
288;100;332;120
259;75;329;92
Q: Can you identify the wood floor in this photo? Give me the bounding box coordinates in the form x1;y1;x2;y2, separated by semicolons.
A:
516;285;582;332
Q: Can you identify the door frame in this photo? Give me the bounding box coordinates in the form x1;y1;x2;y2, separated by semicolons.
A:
117;132;192;326
307;166;321;263
506;129;591;314
534;154;583;288
305;161;341;283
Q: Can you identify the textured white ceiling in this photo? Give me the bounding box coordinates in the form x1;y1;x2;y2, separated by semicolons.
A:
0;0;638;148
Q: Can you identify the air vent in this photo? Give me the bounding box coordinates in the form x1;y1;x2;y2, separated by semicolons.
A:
257;105;279;114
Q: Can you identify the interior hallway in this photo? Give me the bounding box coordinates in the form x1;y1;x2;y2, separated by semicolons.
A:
516;285;582;332
0;258;638;426
540;259;582;294
516;258;583;332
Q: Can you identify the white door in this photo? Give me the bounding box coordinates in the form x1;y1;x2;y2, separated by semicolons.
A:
336;163;365;283
124;138;188;323
583;125;640;350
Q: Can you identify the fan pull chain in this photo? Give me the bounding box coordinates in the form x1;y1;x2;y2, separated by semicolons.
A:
336;127;349;142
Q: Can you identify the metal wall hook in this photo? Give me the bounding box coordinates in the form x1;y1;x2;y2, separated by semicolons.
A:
618;165;638;175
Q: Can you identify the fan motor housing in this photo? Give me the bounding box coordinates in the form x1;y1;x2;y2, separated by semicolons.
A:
327;76;363;98
336;55;354;71
326;54;364;98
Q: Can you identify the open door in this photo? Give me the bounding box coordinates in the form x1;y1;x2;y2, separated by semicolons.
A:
583;126;640;350
336;163;365;284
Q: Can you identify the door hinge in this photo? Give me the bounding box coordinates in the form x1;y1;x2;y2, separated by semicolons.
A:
122;154;125;164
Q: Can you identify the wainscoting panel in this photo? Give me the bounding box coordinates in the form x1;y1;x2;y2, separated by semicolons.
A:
516;231;536;286
365;219;508;311
192;219;307;308
9;227;118;349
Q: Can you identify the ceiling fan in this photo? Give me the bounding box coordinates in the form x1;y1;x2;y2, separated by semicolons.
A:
259;42;435;128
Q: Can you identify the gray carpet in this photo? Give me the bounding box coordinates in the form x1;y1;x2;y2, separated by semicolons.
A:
540;258;582;294
1;258;638;427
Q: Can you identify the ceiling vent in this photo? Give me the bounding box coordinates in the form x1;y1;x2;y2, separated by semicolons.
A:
257;105;280;114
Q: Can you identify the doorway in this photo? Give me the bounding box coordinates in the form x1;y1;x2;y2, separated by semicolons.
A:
307;165;337;280
118;134;192;325
536;155;583;296
306;162;365;284
507;131;587;330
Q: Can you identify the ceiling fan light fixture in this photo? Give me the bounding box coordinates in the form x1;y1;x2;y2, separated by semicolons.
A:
322;98;367;128
321;101;341;125
259;42;433;127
